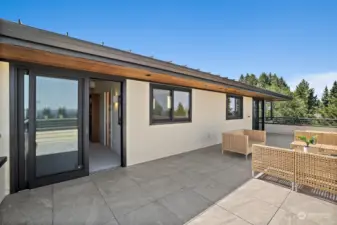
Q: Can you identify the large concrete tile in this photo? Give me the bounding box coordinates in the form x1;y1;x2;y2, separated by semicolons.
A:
235;179;290;207
142;158;180;176
104;184;153;220
91;169;139;198
182;169;216;184
53;176;91;190
0;185;52;225
169;170;203;188
281;192;337;225
193;178;232;202
217;191;278;225
139;176;183;200
158;188;211;223
53;181;115;225
124;163;163;184
104;218;120;225
118;202;182;225
207;157;234;171
269;208;319;225
211;165;251;191
187;205;250;225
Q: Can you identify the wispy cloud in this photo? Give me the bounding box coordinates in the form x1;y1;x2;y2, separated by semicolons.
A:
288;72;337;99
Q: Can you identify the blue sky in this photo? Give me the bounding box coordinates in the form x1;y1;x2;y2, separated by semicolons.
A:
2;0;337;97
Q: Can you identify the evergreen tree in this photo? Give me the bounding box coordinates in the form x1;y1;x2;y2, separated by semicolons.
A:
58;107;67;118
307;88;319;116
295;79;310;100
42;107;52;119
269;73;279;86
239;74;245;82
245;74;258;86
330;81;337;99
321;86;330;107
238;73;336;119
153;101;163;116
258;72;269;88
174;103;187;117
278;77;289;89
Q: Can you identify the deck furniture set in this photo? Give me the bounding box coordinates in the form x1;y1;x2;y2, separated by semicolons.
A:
222;129;337;195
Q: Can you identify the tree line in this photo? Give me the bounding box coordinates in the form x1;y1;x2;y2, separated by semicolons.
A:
238;73;337;119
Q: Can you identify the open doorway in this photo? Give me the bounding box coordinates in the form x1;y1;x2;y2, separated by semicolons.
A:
89;79;122;173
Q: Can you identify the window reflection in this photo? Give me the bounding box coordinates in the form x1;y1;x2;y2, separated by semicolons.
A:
152;89;171;120
35;76;79;177
174;91;190;119
227;96;243;119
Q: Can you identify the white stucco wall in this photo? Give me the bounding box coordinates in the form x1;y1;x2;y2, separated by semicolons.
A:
126;80;253;165
0;61;10;203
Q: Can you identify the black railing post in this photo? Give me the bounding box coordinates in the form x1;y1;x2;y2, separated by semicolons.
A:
262;100;265;130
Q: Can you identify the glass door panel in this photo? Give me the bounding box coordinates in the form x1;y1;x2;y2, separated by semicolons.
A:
253;99;265;130
35;76;80;177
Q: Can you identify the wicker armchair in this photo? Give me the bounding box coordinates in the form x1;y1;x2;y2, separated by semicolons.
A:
222;129;266;159
252;144;295;190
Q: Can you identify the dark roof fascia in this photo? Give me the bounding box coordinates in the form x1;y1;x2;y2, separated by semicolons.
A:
0;18;291;100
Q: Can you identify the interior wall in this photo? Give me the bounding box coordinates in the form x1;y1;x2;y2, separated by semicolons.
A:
110;83;121;156
0;61;10;203
99;93;105;144
126;79;253;166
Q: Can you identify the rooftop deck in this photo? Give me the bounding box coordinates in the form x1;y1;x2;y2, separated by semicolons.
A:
0;133;335;225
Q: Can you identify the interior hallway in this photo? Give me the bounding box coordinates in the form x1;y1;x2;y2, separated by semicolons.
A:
89;142;121;173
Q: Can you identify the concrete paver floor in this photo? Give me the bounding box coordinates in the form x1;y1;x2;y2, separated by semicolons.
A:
0;144;252;225
1;133;335;225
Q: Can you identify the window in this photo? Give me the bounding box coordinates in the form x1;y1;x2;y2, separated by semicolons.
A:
150;84;191;124
226;95;243;120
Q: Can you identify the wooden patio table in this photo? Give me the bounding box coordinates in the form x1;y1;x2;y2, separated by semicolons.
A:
291;141;337;156
290;141;321;154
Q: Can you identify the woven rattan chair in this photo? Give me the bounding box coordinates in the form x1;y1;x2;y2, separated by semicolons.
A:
295;151;337;195
222;129;266;159
252;144;295;190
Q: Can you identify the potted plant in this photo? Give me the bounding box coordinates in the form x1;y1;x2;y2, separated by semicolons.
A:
298;135;317;153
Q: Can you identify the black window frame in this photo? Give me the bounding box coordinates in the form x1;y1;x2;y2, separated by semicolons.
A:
226;95;244;120
150;83;192;125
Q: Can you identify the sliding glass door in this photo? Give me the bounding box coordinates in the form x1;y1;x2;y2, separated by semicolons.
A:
34;76;82;177
252;99;265;130
17;68;88;189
